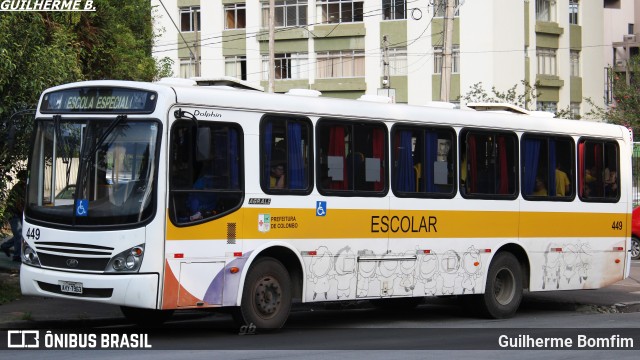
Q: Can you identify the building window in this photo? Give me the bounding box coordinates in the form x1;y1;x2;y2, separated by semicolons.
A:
225;4;246;30
537;48;557;75
433;45;460;74
536;0;556;22
383;0;406;20
433;0;460;17
569;0;578;25
316;0;364;24
570;50;580;77
388;47;408;76
262;53;309;80
316;51;365;78
180;58;196;78
180;6;201;32
536;101;557;113
570;103;581;119
225;56;247;80
262;0;308;28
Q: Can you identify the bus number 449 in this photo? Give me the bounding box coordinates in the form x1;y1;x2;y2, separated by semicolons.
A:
26;228;40;240
611;221;623;231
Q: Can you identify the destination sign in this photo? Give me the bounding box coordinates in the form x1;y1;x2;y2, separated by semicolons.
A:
40;87;157;113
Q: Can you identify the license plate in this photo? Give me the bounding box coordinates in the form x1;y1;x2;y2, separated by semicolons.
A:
59;281;83;294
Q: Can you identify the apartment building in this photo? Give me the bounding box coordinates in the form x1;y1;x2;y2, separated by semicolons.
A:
152;0;605;115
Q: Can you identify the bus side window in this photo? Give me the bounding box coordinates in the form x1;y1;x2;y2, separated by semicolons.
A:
578;138;619;201
392;125;455;197
260;115;313;194
461;130;517;198
317;119;387;195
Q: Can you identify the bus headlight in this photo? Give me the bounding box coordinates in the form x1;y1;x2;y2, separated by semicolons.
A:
22;242;41;267
105;245;144;273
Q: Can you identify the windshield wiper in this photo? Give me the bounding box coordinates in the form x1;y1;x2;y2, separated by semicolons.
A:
72;115;127;222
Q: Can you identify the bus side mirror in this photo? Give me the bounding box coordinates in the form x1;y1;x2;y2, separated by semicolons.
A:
196;127;211;161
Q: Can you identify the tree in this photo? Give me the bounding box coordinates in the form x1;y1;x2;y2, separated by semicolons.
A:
460;81;539;111
586;55;640;133
0;3;172;224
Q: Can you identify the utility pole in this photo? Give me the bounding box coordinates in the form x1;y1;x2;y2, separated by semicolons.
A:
382;35;390;89
440;0;454;102
268;0;276;93
194;10;201;77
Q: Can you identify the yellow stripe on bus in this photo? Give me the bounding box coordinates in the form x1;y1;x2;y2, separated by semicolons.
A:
166;209;628;241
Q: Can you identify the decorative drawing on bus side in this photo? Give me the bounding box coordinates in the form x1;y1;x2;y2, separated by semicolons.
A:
460;246;483;294
356;251;377;298
334;246;356;299
377;254;400;296
258;214;271;232
308;246;333;300
204;254;251;306
440;250;461;295
398;251;417;294
541;241;591;290
417;251;441;296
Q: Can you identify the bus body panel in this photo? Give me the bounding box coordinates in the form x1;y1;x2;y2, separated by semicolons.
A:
20;80;633;319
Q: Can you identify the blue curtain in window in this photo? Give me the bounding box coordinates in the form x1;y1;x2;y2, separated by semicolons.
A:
396;130;414;192
523;138;540;195
264;122;273;189
287;122;305;189
230;128;239;188
425;132;437;192
548;139;556;196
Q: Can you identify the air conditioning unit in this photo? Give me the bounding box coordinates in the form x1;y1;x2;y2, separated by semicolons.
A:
623;34;636;42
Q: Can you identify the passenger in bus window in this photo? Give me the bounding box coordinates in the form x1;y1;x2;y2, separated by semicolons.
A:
555;164;571;196
604;167;618;197
533;176;548;196
188;164;217;221
270;163;286;189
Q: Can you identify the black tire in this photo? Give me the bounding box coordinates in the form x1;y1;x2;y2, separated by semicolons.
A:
233;257;292;330
478;252;523;319
631;237;640;260
120;306;174;327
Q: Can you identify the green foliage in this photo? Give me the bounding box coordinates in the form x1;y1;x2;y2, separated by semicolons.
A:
460;81;539;111
586;56;640;135
0;2;170;223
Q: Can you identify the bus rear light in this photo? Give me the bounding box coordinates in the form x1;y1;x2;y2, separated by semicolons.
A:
230;267;240;274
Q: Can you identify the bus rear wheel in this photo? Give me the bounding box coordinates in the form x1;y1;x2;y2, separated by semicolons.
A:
479;252;523;319
233;257;292;330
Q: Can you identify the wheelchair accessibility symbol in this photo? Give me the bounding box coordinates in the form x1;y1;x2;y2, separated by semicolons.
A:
316;201;326;217
76;199;88;217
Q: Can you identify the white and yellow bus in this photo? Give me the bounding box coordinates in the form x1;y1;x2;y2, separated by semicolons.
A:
20;79;633;328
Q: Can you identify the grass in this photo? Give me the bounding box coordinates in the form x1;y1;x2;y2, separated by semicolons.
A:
0;273;21;305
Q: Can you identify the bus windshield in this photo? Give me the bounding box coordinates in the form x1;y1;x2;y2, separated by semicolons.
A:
26;118;160;227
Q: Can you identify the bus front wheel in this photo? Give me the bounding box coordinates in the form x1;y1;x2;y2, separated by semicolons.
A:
233;257;292;330
479;252;523;319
